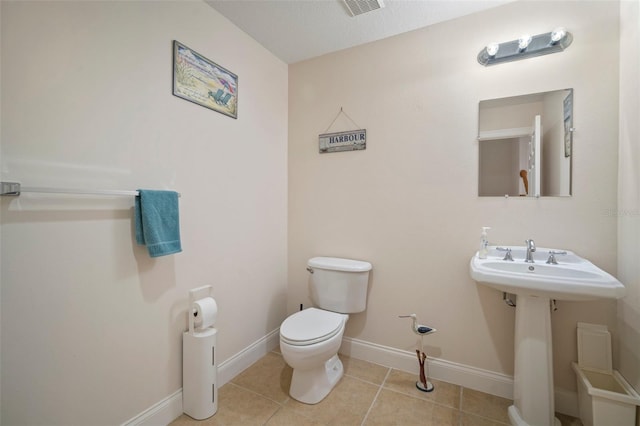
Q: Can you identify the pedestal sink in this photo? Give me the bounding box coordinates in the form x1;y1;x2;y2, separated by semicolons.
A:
470;246;625;426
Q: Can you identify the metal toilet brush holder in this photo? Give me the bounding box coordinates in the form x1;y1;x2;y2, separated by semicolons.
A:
399;314;437;393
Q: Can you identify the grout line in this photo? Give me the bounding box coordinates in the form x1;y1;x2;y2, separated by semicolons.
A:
360;367;391;426
343;370;390;387
459;386;464;426
226;382;289;407
461;412;512;426
262;407;281;426
377;382;460;412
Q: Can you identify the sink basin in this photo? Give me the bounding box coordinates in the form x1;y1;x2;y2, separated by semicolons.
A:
469;245;626;426
470;246;625;301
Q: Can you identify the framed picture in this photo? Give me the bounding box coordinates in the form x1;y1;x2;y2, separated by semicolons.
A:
173;40;238;119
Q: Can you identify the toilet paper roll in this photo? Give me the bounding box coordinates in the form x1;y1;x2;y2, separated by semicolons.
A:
192;297;218;329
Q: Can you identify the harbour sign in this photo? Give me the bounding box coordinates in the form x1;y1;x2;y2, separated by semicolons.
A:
318;129;366;153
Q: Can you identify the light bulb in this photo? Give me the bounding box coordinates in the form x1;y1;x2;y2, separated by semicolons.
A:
486;43;499;57
550;27;566;44
518;34;532;51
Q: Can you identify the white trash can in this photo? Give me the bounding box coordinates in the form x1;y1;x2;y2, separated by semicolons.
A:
572;323;640;426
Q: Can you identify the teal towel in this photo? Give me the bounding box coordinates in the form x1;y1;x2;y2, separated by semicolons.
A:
134;190;182;257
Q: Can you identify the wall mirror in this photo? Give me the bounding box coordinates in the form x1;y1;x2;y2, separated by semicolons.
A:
478;89;573;197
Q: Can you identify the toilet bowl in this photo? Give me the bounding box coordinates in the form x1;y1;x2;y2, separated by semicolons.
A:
280;308;348;404
279;257;372;404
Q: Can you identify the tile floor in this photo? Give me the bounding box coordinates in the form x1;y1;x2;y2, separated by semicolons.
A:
171;351;583;426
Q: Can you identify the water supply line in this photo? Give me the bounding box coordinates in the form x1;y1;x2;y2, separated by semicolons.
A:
502;293;558;312
503;292;516;307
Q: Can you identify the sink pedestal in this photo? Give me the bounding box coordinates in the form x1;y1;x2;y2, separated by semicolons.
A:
470;247;626;426
509;295;560;426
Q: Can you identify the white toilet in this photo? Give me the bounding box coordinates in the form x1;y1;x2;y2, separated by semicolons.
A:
279;257;372;404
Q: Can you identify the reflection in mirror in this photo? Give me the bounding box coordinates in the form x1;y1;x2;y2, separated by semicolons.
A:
478;89;573;197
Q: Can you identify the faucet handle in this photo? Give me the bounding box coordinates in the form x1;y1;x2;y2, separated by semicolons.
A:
503;248;514;261
496;247;514;261
546;250;567;264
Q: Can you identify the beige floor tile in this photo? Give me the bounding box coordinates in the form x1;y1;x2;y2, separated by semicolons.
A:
285;375;379;425
231;351;292;404
460;412;510;426
461;388;511;424
172;351;581;426
364;388;459;426
459;409;582;426
264;406;325;426
556;412;583;426
341;356;390;385
431;403;461;426
383;369;461;409
169;383;281;426
169;414;201;426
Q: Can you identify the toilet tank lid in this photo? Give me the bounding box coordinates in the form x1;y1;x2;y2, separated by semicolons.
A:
308;257;372;272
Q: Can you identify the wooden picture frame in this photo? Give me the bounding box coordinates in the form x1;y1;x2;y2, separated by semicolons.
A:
173;40;238;118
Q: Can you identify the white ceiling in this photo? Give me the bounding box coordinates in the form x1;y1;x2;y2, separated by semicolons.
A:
205;0;515;64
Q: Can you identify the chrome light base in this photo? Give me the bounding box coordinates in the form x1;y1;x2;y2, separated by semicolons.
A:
478;30;573;66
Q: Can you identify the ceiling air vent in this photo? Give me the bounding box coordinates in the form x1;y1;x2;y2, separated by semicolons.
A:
343;0;385;17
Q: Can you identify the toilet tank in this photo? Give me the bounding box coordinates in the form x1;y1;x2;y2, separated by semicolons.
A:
307;257;372;313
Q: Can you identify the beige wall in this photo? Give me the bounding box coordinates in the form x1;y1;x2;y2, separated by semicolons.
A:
0;1;288;424
289;0;620;394
617;0;640;395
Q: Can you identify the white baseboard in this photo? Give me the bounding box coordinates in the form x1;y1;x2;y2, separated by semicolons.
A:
339;336;578;416
339;336;514;399
121;329;280;426
554;387;579;418
121;390;183;426
123;331;578;425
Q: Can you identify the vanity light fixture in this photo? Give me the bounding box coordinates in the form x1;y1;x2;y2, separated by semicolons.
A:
478;27;573;66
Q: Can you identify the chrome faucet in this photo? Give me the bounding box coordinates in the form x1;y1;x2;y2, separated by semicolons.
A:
525;239;536;263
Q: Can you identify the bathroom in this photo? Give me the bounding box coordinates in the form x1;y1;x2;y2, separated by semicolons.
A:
0;0;638;425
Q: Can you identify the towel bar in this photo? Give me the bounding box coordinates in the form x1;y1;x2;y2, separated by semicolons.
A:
0;182;181;197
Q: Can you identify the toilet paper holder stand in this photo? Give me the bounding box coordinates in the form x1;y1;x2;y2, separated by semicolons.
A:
188;285;215;334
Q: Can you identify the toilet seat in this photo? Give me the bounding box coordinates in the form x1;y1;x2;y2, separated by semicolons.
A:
280;308;346;346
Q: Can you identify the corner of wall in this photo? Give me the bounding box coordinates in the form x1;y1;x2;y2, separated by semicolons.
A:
616;0;640;394
1;0;4;422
